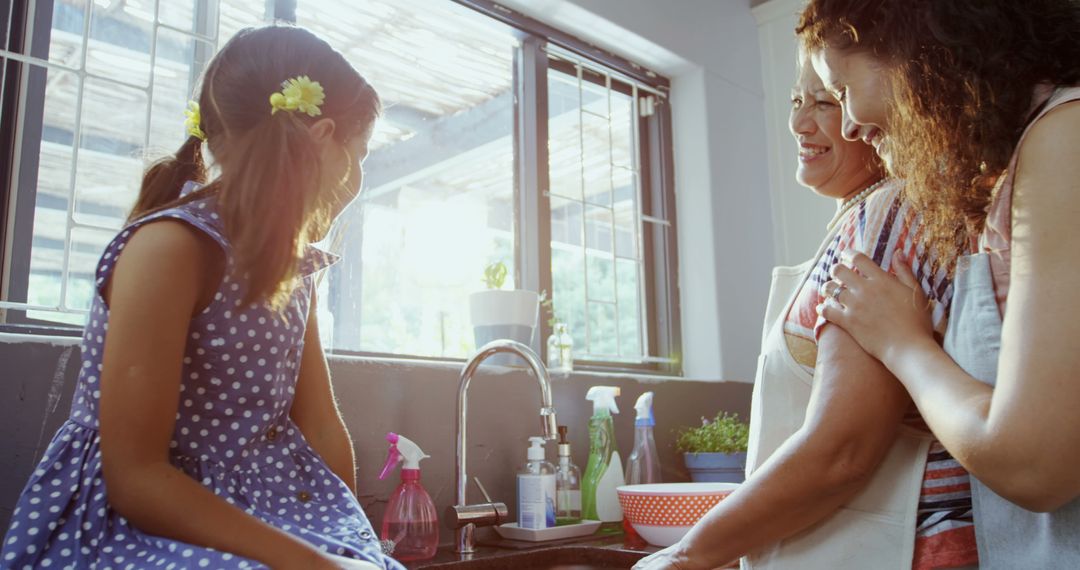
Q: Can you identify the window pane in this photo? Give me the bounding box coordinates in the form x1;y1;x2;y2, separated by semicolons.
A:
548;71;583;201
217;1;266;46
616;258;642;358
548;64;646;362
551;197;585;336
66;226;115;310
50;1;89;68
582;108;612;207
148;28;213;155
587;301;616;356
85;0;153;87
15;0;265;325
613;167;638;258
72;76;148;229
25;64;79;313
159;0;219;37
298;0;520;358
585;205;615;303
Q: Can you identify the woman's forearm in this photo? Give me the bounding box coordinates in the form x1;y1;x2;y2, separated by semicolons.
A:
678;431;875;567
675;324;910;568
883;337;1009;481
107;462;320;568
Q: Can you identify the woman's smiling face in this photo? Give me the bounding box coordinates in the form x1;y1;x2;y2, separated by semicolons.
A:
789;50;882;199
810;46;896;168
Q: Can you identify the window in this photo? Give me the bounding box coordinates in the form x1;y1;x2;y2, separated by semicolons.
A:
1;0;680;374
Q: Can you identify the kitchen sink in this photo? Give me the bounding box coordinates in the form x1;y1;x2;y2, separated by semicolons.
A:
412;545;648;569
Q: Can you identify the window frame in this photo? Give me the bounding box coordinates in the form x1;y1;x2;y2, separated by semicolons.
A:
0;0;682;376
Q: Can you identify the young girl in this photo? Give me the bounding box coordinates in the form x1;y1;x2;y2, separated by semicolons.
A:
1;25;402;570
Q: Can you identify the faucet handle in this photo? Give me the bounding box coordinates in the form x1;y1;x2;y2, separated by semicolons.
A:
445;502;510;529
473;477;495;503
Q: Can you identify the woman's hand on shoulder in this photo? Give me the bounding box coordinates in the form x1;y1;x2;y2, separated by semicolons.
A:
817;251;935;364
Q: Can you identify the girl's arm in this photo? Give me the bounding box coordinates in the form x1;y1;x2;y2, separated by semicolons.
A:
822;101;1080;512
291;293;358;494
635;324;911;570
99;221;340;570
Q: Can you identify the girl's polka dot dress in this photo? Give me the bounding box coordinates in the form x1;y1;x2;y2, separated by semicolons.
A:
1;187;404;570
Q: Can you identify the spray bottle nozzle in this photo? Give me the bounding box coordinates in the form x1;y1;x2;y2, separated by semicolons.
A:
379;432;430;480
586;386;621;416
634;392;655;427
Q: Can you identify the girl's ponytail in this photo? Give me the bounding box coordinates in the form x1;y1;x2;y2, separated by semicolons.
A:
217;112;321;310
127;135;208;223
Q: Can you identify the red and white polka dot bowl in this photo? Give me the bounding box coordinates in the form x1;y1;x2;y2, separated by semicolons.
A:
617;483;740;547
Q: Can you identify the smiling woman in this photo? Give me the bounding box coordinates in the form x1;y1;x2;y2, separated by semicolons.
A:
788;50;880;201
808;49;894;166
633;45;970;570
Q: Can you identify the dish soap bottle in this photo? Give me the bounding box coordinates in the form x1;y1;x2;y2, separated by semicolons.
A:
555;425;582;525
582;386;625;522
625;391;662;484
378;432;438;561
518;436;557;529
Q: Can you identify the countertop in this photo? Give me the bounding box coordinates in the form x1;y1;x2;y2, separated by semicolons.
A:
405;528;656;569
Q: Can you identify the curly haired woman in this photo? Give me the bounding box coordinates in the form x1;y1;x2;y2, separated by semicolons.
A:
802;1;1080;567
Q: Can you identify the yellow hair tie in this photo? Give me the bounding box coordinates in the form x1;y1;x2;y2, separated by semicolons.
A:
269;75;325;117
184;100;206;141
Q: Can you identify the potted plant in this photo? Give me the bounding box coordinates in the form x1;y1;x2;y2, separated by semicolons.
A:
468;261;539;365
675;412;750;483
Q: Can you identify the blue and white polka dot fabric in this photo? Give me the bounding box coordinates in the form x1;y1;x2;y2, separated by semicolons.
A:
1;192;402;569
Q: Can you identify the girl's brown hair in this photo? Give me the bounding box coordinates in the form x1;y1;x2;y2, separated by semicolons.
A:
129;25;380;307
797;0;1080;267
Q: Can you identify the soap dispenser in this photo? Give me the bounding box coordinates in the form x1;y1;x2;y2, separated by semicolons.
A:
518;436;557;529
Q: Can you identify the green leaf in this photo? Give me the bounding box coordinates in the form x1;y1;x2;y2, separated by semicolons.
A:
483;261;508;290
674;412;750;454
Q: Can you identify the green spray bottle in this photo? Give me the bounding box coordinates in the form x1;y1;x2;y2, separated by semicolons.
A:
581;386;625;522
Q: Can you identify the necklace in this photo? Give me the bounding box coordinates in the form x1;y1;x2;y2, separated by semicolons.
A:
826;178;888;232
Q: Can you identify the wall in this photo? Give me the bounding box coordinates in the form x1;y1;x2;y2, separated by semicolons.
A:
497;0;777;382
753;0;837;265
0;336;752;542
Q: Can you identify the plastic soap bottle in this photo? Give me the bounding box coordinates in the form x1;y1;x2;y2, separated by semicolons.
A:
555;425;582;525
625;391;662;485
518;436;557;529
582;386;625;522
378;433;438;561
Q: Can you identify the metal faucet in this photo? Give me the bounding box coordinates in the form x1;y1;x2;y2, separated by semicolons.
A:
452;339;558;554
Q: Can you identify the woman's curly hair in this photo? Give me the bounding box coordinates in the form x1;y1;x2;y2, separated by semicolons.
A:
797;0;1080;270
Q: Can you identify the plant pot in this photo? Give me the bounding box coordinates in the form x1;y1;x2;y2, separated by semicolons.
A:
683;452;746;483
469;289;539;366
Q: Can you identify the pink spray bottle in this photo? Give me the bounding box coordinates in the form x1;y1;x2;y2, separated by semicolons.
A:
378;432;439;561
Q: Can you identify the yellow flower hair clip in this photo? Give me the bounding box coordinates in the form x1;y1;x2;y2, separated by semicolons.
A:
269;75;325;117
184;100;206;141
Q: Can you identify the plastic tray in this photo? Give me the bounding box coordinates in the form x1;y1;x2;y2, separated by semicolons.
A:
493;520;603;542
